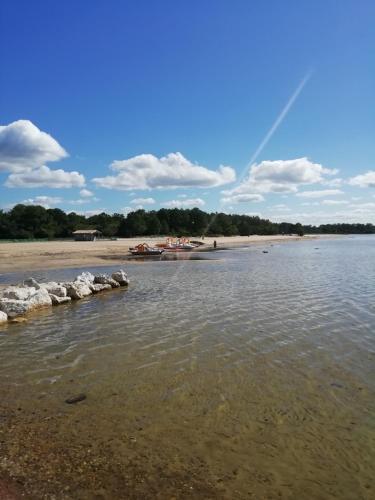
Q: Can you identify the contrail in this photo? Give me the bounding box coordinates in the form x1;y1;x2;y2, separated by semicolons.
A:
236;69;313;187
158;70;313;299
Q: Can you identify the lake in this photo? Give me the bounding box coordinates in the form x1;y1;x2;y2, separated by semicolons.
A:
0;236;374;499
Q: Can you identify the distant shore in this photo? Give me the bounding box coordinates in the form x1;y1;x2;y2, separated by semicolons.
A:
0;234;319;274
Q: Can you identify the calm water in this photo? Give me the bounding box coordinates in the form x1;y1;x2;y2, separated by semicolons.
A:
0;236;374;499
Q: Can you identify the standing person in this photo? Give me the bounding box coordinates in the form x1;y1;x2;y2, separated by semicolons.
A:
213;240;217;249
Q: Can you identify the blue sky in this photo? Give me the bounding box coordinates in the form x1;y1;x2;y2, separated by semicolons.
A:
1;0;375;224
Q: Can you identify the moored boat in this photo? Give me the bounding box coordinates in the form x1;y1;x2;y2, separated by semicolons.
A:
129;243;164;256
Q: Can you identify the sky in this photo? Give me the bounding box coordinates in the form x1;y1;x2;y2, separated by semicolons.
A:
1;0;375;225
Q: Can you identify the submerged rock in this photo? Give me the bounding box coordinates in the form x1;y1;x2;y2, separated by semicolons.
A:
112;269;129;286
94;274;120;288
0;311;7;323
65;393;87;404
50;294;72;306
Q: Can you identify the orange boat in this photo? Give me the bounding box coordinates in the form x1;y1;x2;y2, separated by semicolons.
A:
129;243;164;255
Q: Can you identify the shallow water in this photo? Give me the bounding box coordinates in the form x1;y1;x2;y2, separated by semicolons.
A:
0;236;374;499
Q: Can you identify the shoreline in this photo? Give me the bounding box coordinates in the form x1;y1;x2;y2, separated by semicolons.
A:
0;234;322;274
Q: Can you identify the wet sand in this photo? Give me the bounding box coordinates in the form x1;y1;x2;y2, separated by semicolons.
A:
0;235;313;273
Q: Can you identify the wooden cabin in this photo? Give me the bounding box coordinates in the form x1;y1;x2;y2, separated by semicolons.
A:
72;229;102;241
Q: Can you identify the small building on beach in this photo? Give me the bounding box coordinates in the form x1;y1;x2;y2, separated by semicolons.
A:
72;229;102;241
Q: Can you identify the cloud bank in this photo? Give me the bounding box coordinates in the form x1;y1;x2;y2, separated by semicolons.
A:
162;198;205;208
5;165;85;188
348;171;375;188
221;158;338;203
93;152;235;190
0;120;85;188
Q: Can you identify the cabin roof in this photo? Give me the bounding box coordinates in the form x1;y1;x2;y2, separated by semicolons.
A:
72;229;102;234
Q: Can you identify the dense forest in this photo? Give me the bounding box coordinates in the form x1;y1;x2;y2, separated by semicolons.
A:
0;204;374;240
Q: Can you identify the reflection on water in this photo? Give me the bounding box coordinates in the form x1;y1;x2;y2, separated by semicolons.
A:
0;236;375;499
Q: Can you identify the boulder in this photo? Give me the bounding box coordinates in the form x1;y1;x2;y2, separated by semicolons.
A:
0;299;32;318
50;294;72;306
64;281;92;300
111;270;129;286
0;311;8;323
29;288;53;309
94;274;120;288
23;277;41;289
0;285;53;317
40;282;67;297
89;283;112;293
1;286;36;301
75;272;95;286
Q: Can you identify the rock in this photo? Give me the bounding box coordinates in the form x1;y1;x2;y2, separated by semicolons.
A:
40;282;67;297
65;393;86;404
64;281;92;300
9;317;28;324
0;311;7;323
75;271;95;286
50;294;72;306
111;270;129;286
0;299;31;318
29;288;52;309
94;274;120;288
23;277;41;289
89;283;112;293
0;286;36;301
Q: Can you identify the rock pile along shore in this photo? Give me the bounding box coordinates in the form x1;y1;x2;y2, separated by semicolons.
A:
0;270;129;324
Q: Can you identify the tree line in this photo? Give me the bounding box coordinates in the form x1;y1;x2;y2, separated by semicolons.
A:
0;204;374;240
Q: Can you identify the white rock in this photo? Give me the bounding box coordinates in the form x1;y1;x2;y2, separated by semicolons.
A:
89;283;112;293
0;311;8;323
40;282;67;297
94;274;120;288
75;272;95;286
1;286;36;301
23;277;41;289
111;270;129;286
50;294;72;305
29;288;52;308
64;281;92;300
0;299;31;318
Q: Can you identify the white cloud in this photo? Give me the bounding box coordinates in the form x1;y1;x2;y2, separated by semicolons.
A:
162;198;205;208
80;188;94;198
321;199;349;205
322;177;343;187
130;197;155;205
20;195;62;209
75;209;107;217
221;193;264;204
0;120;67;173
268;210;375;225
271;204;291;211
5;165;85;188
177;194;188;198
349;202;375;210
348;171;375;188
296;189;344;198
93;152;235;190
222;158;338;199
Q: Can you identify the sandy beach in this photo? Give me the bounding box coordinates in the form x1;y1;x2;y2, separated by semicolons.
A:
0;235;314;273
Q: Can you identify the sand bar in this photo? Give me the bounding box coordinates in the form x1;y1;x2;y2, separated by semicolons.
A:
0;235;315;274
